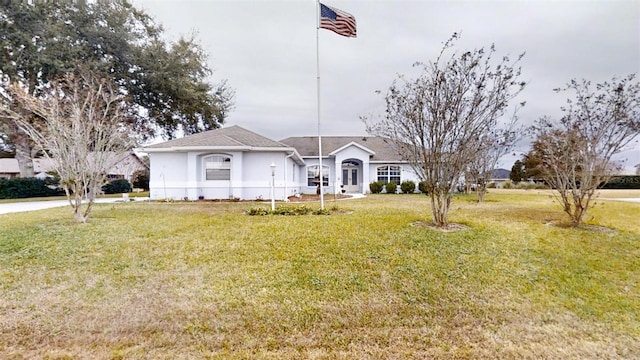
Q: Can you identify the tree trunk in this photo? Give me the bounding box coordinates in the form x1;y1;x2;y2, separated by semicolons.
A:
10;126;36;178
477;182;487;202
477;188;486;202
69;185;89;224
430;189;451;228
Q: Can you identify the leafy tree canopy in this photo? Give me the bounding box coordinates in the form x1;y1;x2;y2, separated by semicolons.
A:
1;0;233;141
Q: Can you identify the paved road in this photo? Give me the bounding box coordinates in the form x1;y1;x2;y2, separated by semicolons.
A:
601;198;640;204
0;197;149;215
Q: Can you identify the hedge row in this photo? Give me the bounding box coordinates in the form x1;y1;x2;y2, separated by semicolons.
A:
0;177;134;199
369;180;428;194
0;177;65;199
600;176;640;189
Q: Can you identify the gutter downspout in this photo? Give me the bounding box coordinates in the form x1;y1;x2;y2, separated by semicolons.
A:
284;152;295;201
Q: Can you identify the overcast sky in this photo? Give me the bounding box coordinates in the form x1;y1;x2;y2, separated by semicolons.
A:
133;0;640;171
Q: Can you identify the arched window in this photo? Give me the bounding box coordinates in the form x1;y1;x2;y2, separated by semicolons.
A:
377;165;401;184
203;155;231;181
307;165;329;186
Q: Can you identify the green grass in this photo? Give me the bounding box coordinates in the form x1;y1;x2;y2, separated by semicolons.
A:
1;192;639;358
0;191;149;203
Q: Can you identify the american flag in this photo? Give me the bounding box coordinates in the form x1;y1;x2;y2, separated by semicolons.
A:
319;3;357;38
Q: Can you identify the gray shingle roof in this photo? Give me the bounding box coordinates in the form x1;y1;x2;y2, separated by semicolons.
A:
143;126;404;162
145;125;289;149
279;136;403;162
491;168;511;179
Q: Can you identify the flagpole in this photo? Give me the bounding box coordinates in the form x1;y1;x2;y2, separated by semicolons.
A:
316;0;325;209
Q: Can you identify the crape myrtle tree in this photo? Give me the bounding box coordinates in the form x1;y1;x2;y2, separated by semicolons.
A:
466;122;519;202
2;70;135;223
530;75;640;227
0;1;233;177
366;34;525;228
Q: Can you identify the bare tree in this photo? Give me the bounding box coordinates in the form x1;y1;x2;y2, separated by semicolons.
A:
2;71;136;223
466;119;520;202
531;75;640;227
366;34;525;228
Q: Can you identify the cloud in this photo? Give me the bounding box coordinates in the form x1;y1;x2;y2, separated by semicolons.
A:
134;0;639;159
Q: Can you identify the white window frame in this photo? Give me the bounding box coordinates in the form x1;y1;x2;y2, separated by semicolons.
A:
203;155;231;181
307;165;329;186
377;165;401;184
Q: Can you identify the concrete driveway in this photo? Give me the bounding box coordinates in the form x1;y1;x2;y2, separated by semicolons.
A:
0;197;148;215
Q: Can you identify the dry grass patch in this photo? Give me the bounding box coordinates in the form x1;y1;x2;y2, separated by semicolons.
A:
0;194;638;358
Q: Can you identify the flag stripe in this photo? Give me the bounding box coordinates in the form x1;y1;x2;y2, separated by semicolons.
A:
319;3;357;38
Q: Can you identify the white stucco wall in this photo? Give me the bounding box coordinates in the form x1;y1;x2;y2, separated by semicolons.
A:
148;147;421;200
149;152;189;200
149;150;302;200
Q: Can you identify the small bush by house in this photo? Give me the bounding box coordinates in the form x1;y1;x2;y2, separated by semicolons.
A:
385;181;397;194
418;181;430;194
369;181;384;194
400;180;416;194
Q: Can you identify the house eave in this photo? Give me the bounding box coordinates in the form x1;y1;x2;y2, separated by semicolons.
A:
138;146;306;164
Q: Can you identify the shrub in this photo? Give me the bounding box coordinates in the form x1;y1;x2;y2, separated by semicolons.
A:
502;180;513;189
516;182;539;190
369;181;384;194
246;207;270;216
418;181;430;194
0;177;64;199
102;179;132;194
385;181;397;194
313;207;330;215
273;205;314;215
132;169;150;190
400;180;416;194
487;182;497;189
246;205;331;216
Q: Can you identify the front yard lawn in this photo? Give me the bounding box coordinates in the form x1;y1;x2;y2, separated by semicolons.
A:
1;191;638;358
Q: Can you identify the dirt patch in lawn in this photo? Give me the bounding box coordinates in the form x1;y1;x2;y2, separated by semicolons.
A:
410;221;470;232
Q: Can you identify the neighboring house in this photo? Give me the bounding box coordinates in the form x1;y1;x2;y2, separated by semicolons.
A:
0;158;55;179
101;152;149;182
0;153;147;182
488;168;511;188
140;125;421;201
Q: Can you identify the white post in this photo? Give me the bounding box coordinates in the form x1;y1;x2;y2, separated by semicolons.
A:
270;162;276;211
316;0;325;209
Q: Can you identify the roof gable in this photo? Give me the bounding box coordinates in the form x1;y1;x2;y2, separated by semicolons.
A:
329;141;375;156
279;136;402;162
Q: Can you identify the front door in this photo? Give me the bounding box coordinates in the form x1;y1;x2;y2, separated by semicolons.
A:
341;162;359;193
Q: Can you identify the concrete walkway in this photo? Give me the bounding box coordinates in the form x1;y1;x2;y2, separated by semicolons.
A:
600;198;640;204
0;197;149;215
